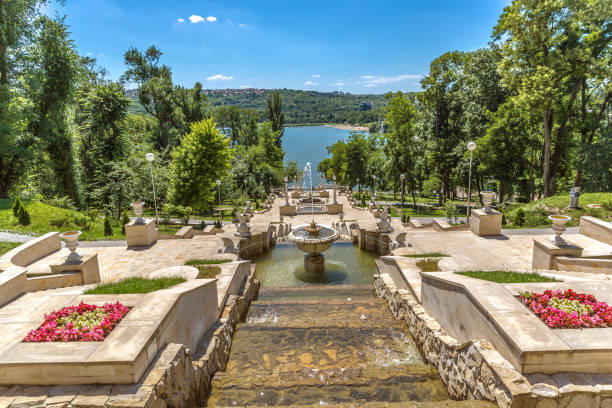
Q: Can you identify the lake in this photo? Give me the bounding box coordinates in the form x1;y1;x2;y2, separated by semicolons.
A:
283;126;355;179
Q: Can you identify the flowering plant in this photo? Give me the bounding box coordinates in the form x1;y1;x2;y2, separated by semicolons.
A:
23;301;129;342
519;289;612;329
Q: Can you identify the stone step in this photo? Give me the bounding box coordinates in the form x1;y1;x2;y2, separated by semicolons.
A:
214;400;494;408
246;299;398;328
257;285;374;302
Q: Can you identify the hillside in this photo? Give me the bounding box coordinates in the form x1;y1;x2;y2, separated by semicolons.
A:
126;88;394;125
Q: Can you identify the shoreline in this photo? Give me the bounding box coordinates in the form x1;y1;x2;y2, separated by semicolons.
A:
324;124;369;132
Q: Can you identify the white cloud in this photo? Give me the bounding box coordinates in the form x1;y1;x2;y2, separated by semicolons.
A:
86;52;93;57
360;74;422;87
239;85;252;89
206;16;217;22
304;81;318;86
189;15;205;23
312;74;321;78
207;74;234;81
332;82;345;87
238;23;248;28
177;18;185;23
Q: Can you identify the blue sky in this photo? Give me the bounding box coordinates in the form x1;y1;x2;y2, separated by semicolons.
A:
52;0;508;94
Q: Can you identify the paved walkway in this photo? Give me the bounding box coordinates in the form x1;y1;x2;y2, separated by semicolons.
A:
0;231;35;243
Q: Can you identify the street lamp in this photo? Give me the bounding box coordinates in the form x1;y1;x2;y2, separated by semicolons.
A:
467;141;477;222
372;175;377;203
216;179;221;222
332;174;337;204
357;177;360;196
145;153;159;227
400;173;406;217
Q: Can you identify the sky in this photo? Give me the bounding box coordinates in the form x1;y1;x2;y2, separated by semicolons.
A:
51;0;509;94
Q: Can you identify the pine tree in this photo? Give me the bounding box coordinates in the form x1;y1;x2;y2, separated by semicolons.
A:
17;205;31;226
121;212;130;235
104;216;113;236
12;196;23;217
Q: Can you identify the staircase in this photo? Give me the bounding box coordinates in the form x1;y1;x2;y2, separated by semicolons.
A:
207;286;492;407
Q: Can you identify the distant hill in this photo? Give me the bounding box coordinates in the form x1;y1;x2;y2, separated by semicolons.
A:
126;88;395;125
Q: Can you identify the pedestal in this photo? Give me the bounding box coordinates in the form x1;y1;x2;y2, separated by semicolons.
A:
532;237;583;270
327;203;343;214
470;209;502;236
50;253;101;284
304;253;325;274
125;219;158;247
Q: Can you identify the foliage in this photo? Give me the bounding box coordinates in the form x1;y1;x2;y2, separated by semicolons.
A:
168;119;232;211
12;196;22;217
402;252;449;258
103;215;112;236
195;265;221;279
445;203;459;223
85;277;185;294
519;289;612;329
0;241;21;257
17;205;31;226
121;212;130;235
23;301;129;342
457;270;559;283
416;258;441;272
514;208;526;226
162;203;192;223
265;91;284;146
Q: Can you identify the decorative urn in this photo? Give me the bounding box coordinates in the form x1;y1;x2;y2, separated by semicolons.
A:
548;215;571;246
481;191;496;212
130;202;146;224
59;230;83;264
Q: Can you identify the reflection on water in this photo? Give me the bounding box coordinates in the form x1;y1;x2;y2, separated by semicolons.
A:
253;241;377;287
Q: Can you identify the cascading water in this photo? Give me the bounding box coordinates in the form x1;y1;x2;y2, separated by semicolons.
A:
302;162;315;222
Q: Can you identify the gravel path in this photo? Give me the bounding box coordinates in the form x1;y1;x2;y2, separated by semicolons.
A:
0;231;35;243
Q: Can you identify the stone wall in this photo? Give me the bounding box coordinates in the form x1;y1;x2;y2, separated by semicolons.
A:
374;273;612;408
0;271;260;407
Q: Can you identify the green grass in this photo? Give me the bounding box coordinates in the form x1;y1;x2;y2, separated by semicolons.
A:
456;270;561;283
503;192;612;229
0;199;126;241
0;241;21;257
186;259;232;265
84;277;186;294
195;265;222;279
416;258;441;272
403;252;449;258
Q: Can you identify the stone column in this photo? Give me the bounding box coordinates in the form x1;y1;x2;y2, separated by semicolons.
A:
285;182;289;206
333;181;337;204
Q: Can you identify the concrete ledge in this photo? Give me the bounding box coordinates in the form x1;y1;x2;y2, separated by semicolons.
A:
409;218;432;229
0;232;61;269
279;205;297;216
532;237;583;270
470;209;502;236
175;226;194;239
580;216;612;245
0;280;218;385
556;256;612;274
433;218;469;231
125;219;158;247
327;203;343;214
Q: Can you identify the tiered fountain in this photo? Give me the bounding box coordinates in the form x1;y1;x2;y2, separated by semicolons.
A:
288;162;339;273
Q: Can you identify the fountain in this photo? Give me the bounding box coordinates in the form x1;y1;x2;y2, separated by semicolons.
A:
288;162;340;273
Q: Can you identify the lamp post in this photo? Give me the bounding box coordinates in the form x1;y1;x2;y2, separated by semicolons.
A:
145;153;159;227
400;173;406;218
216;179;221;223
357;177;360;196
332;174;337;204
467;141;477;222
284;176;289;206
372;175;377;204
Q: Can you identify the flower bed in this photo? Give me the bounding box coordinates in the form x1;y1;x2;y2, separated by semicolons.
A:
519;289;612;328
23;301;129;342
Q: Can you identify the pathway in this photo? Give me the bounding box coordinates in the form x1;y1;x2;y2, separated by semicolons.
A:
0;231;35;243
207;285;492;407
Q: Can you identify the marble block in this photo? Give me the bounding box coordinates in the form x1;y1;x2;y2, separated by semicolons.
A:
125;219;158;247
532;237;583;270
470;209;502;236
50;253;101;284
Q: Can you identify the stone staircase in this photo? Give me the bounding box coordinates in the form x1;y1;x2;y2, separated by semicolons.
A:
206;285;492;407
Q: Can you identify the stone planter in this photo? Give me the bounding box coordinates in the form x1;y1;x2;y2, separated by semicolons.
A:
549;214;571;245
481;191;496;213
59;230;82;264
130;202;146;224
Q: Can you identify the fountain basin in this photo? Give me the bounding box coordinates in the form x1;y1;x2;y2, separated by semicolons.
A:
287;223;340;273
298;197;324;204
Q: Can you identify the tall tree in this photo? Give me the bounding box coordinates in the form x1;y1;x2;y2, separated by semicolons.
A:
265;91;285;147
172;81;208;136
168;118;232;210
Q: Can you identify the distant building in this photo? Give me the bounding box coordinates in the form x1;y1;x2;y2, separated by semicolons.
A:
359;101;372;111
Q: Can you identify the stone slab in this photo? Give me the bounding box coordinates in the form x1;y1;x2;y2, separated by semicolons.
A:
125;219;158;247
532;237;583;270
470;209;502;236
50;253;101;284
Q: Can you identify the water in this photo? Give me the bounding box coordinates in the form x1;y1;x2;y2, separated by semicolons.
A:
253;242;377;287
283;126;355;177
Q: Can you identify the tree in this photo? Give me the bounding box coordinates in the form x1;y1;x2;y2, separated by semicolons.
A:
168;119;232;210
172;81;208;136
265;91;285;147
344;132;370;193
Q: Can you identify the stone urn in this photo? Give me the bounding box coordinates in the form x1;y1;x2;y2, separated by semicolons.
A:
549;215;571;245
280;215;284;223
59;230;83;264
377;208;392;233
339;212;345;222
481;191;496;212
235;213;251;237
130;202;146;224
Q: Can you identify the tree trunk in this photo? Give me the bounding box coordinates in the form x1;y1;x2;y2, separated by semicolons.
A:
542;105;552;197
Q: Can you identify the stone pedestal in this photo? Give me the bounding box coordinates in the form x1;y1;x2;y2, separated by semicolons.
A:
50;253;101;284
470;209;502;236
327;203;343;214
125;219;158;247
279;205;297;216
304;253;325;274
532;237;583;270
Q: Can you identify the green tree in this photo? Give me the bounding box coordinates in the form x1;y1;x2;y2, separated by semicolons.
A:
168;118;232;210
265;91;285;147
103;215;113;236
344;132;370;193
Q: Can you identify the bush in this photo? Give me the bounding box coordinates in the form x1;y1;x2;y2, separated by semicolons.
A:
422;176;440;198
103;216;113;236
12;196;22;217
601;200;612;211
50;215;71;227
214;220;222;229
445;203;459;224
17;206;31;226
121;212;130;235
514;208;525;226
361;195;366;208
163;204;193;224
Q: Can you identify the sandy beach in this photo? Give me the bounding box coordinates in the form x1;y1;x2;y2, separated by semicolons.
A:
325;123;369;132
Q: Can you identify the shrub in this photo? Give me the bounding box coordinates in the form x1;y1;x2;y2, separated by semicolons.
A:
162;204;193;224
12;196;23;217
416;258;441;272
514;208;525;226
445;203;459;224
214;220;222;229
103;216;113;236
50;215;71;227
361;195;366;208
17;206;31;226
121;212;130;235
602;200;612;211
422;176;440;198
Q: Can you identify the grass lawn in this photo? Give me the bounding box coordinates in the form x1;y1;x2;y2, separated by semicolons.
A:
389;206;446;218
502;192;612;229
84;277;185;294
0;241;21;257
0;199;126;241
185;259;230;279
403;252;449;258
416;258;441;272
186;259;232;265
456;270;561;283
